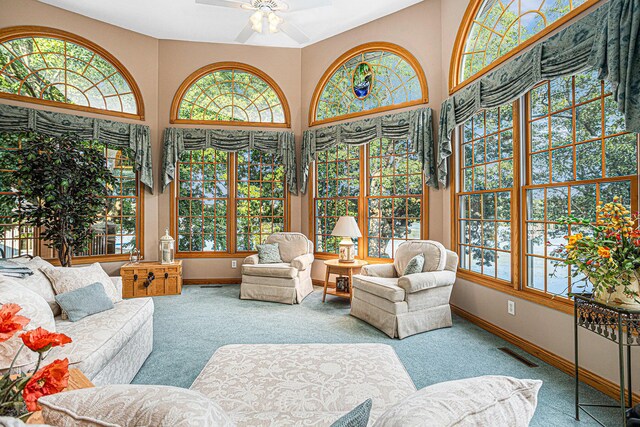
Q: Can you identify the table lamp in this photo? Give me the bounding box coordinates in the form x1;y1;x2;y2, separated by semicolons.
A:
331;216;362;263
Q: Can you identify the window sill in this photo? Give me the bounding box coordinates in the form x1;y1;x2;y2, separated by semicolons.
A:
46;254;134;266
313;252;394;264
456;270;573;315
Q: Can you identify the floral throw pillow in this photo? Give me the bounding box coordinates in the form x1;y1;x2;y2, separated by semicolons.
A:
402;254;425;276
41;263;121;304
257;243;283;264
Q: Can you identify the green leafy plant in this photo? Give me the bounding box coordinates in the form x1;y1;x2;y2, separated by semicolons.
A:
0;133;115;266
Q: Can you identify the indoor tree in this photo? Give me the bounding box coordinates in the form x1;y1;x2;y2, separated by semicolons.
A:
0;132;115;266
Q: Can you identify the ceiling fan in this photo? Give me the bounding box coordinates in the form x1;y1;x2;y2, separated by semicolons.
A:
195;0;332;44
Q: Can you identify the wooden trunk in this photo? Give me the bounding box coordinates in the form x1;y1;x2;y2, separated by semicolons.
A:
120;260;183;298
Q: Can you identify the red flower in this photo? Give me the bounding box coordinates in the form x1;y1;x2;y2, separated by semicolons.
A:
21;328;72;353
22;358;69;412
0;303;29;343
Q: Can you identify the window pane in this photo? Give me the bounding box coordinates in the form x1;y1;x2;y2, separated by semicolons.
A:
177;149;228;253
236;149;286;251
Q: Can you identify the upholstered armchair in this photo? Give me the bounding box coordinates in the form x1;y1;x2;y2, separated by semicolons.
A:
240;232;315;305
350;240;458;339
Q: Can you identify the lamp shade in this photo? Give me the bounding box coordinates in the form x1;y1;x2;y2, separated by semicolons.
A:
331;216;362;238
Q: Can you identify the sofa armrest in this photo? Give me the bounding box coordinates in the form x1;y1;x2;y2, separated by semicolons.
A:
398;271;456;293
291;253;314;271
243;254;260;265
110;276;123;296
361;263;397;278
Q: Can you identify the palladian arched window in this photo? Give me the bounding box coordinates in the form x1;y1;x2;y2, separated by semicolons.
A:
310;43;428;126
450;0;598;90
170;62;290;127
0;26;144;119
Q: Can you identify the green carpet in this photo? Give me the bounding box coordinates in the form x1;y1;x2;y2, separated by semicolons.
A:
132;285;621;426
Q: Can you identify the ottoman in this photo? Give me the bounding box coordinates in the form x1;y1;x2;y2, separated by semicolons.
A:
190;343;416;426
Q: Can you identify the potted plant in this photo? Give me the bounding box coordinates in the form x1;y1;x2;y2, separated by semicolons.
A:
552;197;640;308
0;133;116;267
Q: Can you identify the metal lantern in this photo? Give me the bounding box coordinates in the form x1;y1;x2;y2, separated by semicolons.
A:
159;228;175;265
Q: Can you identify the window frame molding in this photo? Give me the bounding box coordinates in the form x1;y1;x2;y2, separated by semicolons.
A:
169;150;291;259
308;143;429;263
0;26;145;120
451;85;640;315
448;0;601;95
308;42;429;127
170;62;291;128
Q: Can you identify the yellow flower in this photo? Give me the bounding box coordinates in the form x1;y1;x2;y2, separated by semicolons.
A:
567;233;583;246
598;246;611;258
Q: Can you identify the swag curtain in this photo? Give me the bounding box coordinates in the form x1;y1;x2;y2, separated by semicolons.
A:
438;0;640;187
162;127;297;195
0;103;154;192
300;107;436;194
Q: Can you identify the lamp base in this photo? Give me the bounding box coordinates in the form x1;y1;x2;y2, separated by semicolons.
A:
338;238;355;263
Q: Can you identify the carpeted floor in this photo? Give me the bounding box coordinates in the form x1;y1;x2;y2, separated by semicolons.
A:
133;285;621;426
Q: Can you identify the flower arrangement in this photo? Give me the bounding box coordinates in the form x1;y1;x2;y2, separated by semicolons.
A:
551;197;640;307
0;303;72;419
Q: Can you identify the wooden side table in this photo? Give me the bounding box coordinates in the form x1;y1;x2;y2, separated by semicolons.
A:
27;369;93;424
120;260;183;298
322;259;368;302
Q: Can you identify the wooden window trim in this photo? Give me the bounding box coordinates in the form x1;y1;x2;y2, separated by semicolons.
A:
308;42;429;127
448;0;601;95
309;142;429;262
170;150;291;259
0;26;145;120
170;62;291;128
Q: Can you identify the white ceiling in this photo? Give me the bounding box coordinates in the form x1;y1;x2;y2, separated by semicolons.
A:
37;0;424;48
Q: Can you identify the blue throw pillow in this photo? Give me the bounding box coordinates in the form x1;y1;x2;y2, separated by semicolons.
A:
330;399;372;427
55;282;114;322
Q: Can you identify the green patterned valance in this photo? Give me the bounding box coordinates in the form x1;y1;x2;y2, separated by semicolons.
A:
162;127;297;195
0;103;154;192
301;107;435;194
438;0;640;188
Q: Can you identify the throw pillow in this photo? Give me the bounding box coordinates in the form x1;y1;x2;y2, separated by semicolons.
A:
55;282;114;322
0;278;56;372
402;254;425;276
372;376;542;427
331;399;372;427
256;243;283;264
41;263;121;304
11;257;60;316
39;385;236;427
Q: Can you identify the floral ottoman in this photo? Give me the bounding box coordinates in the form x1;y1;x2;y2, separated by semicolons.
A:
189;343;416;426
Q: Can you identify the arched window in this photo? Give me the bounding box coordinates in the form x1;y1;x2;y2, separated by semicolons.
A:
310;43;428;126
0;26;144;119
450;0;598;90
170;62;290;127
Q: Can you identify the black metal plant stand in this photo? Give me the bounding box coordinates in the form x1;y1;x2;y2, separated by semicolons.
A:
574;294;640;426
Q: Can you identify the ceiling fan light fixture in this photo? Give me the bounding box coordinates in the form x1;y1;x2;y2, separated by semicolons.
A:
267;12;283;33
249;10;264;33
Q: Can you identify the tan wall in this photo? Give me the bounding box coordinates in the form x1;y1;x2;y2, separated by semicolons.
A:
300;0;445;282
156;40;302;280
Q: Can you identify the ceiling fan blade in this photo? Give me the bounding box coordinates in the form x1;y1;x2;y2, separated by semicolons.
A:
195;0;246;9
285;0;332;12
235;22;255;43
280;21;310;44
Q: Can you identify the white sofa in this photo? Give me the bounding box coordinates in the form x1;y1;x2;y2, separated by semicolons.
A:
0;257;153;386
240;232;315;304
351;240;458;339
48;277;154;385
